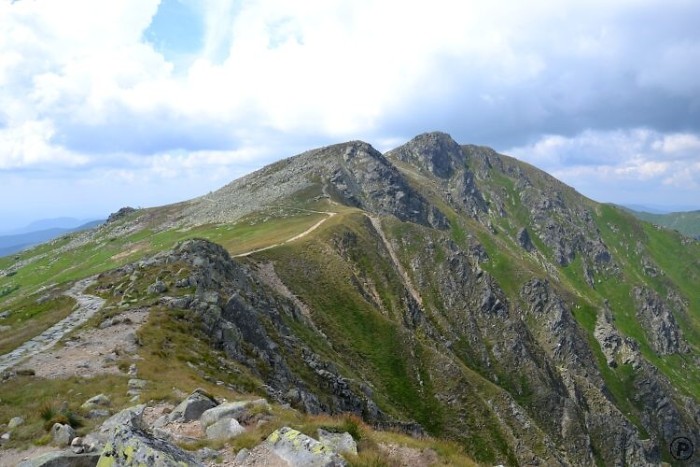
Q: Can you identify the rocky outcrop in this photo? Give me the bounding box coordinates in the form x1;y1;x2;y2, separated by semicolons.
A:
387;132;488;217
633;286;688;355
594;307;641;368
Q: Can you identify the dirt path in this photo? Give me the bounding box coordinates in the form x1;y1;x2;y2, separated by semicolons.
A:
0;277;105;373
234;210;336;257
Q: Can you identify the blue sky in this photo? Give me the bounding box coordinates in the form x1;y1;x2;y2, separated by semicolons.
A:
1;0;699;230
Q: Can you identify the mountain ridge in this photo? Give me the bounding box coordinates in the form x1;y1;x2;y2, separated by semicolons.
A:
0;132;698;465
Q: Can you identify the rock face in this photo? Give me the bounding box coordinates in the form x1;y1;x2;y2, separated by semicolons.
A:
633;286;688;355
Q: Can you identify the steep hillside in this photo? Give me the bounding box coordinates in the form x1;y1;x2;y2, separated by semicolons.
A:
0;132;698;466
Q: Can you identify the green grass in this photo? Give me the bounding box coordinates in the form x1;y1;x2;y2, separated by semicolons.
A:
0;295;76;355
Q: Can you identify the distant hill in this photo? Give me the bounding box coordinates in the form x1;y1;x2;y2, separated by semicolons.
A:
0;220;103;257
624;208;700;239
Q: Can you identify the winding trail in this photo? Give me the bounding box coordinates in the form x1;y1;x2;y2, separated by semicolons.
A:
0;277;105;373
234;210;336;257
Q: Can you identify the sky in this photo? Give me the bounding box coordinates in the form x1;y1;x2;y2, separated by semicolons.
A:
1;0;699;230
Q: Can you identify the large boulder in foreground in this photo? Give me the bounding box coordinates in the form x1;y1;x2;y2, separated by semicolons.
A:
97;424;202;467
265;427;347;467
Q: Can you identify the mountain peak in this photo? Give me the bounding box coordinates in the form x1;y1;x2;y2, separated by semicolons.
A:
386;131;465;178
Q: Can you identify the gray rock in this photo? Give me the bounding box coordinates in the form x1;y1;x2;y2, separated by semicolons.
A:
317;429;358;456
1;432;10;443
199;399;268;428
127;378;147;396
51;423;76;447
265;427;347;466
517;227;534;251
71;436;84;454
8;415;25;429
205;417;246;440
0;311;10;319
99;404;146;439
17;451;100;467
234;448;250;463
194;447;220;462
168;388;218;422
147;280;168;294
81;394;110;410
86;409;111;419
98;424;203;467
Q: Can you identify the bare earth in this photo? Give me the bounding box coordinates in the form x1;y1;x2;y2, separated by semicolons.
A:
15;309;148;379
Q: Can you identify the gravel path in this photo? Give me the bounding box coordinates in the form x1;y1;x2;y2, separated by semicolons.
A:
234;210;336;258
0;277;105;373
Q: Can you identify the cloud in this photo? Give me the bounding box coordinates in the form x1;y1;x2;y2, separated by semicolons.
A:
508;128;700;205
1;0;699;225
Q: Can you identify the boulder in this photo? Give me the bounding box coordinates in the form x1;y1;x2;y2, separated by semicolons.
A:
97;404;146;446
205;417;246;440
199;399;268;428
17;451;100;467
97;424;203;467
127;379;147;397
8;415;25;429
81;394;111;411
317;429;358;456
168;389;218;422
52;423;76;447
168;389;218;423
265;427;348;467
147;281;168;294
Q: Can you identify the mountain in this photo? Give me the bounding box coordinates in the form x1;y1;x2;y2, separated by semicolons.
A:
625;207;700;240
0;220;103;258
0;132;698;465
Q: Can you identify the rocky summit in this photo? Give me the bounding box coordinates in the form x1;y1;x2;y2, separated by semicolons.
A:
0;132;698;466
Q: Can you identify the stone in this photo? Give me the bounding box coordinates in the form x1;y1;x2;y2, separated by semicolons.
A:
265;427;348;467
127;378;147;397
8;415;25;429
200;399;268;428
205;417;246;440
87;409;111;419
194;447;220;463
97;424;203;467
71;436;84;454
234;448;250;463
1;432;10;443
52;422;76;447
17;451;100;467
99;405;146;440
317;429;358;456
168;389;218;423
147;280;168;294
517;227;534;252
0;311;10;319
81;394;111;410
